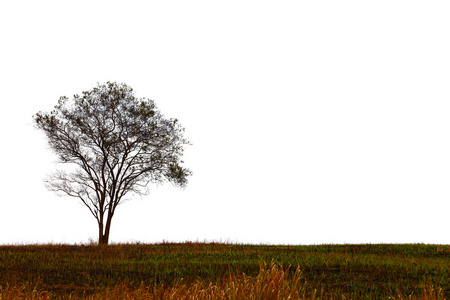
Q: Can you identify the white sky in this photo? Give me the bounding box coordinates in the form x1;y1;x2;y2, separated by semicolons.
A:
1;1;450;245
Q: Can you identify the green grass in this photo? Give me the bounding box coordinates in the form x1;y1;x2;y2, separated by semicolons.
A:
0;242;449;298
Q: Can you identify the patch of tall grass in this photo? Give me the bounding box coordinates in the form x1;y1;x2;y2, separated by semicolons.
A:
0;261;446;299
1;243;449;298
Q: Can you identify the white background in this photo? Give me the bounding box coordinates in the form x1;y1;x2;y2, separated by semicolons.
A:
1;1;449;245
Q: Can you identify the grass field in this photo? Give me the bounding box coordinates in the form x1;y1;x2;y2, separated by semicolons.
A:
0;242;449;299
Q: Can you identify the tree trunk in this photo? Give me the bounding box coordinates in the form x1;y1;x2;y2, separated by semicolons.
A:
101;233;109;245
98;226;110;245
103;212;113;246
97;213;113;245
98;222;105;246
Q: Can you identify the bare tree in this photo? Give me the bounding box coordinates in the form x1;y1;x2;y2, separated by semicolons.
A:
34;82;192;245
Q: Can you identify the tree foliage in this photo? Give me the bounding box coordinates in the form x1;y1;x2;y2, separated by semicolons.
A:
34;82;191;244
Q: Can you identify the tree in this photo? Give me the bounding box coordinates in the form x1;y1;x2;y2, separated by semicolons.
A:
34;82;192;245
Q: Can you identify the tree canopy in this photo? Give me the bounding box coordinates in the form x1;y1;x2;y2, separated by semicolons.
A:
34;82;191;244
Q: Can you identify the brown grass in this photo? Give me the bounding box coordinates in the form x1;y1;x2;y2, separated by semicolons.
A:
0;261;446;299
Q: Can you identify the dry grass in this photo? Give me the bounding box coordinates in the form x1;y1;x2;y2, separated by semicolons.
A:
0;262;446;299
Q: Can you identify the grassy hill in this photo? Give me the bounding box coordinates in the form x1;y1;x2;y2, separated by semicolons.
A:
0;242;449;299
